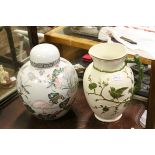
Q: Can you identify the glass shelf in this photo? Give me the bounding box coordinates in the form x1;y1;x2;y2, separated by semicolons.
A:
0;26;53;107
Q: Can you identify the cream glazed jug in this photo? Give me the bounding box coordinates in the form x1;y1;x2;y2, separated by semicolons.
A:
83;43;134;122
16;43;78;120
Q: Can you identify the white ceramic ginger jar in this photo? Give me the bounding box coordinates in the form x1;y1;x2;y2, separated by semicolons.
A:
83;43;134;122
16;43;78;120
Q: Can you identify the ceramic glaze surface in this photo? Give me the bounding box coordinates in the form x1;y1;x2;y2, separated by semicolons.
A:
83;43;134;122
16;43;78;120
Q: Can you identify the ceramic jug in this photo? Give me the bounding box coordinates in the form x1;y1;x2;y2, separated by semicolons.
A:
16;43;78;120
83;43;134;122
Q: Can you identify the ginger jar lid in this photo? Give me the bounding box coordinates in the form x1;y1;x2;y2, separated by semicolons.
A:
30;43;60;68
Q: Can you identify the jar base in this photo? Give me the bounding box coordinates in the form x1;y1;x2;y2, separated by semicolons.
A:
94;114;122;122
33;110;69;120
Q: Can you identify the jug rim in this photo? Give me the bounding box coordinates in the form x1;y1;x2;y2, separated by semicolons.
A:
89;43;127;61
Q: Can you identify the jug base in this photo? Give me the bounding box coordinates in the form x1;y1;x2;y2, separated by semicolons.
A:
94;114;122;122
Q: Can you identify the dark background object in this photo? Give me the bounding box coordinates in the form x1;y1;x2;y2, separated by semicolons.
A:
146;60;155;128
27;26;39;49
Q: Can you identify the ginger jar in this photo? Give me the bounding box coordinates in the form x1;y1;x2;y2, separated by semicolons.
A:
16;43;78;120
83;43;134;122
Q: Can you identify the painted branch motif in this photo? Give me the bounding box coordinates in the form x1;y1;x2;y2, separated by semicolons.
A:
87;75;133;115
123;68;134;84
47;67;64;89
46;67;78;111
17;76;31;101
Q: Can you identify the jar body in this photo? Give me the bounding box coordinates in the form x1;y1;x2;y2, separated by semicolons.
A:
83;62;134;122
17;58;78;120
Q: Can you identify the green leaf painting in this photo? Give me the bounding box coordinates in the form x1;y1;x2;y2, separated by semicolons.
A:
89;83;97;90
109;87;128;99
102;106;109;113
87;74;132;115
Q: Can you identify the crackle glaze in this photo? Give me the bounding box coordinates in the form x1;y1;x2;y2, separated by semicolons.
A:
16;43;78;120
83;43;134;122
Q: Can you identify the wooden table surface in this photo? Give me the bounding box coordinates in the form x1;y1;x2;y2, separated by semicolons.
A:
0;83;145;129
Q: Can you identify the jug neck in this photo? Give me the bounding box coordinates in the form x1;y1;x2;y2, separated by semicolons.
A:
89;43;127;72
92;56;126;72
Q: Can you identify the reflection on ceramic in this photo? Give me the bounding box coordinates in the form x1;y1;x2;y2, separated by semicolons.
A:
83;43;134;122
16;43;78;120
